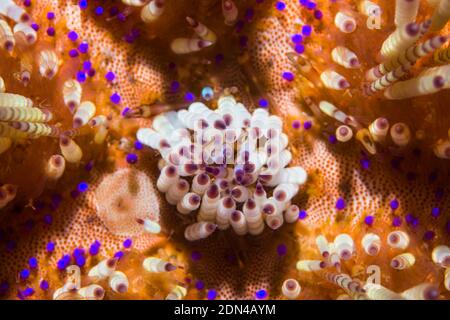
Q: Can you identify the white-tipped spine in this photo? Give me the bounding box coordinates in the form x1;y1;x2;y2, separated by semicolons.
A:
362;233;381;256
432;245;450;266
63;80;82;113
38;50;59;79
334;12;356;33
334;234;354;260
331;46;360;69
109;271;129;294
387;231;410;249
320;70;350;90
282;279;301;300
184;222;216;241
88;258;117;280
141;0;164;23
60;136;83;164
170;38;213;55
46;155;66;180
391;253;416;270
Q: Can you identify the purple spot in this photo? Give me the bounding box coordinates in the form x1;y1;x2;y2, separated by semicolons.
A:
335;198;346;210
87;69;96;77
46;242;55;253
68;31;78;41
314;10;323;20
256;289;268;299
306;1;317;9
360;158;371;170
79;0;88;10
56;258;68;270
276;1;286;10
392;216;402;227
282;72;295;82
89;245;99;256
291;34;303;43
75;255;86;267
191;251;202;261
40;280;49;291
110;93;121;104
126;153;138;164
244;8;254;21
170;81;180;92
302;25;312;36
20;269;30;280
328;135;337;145
114;251;124;259
29;257;38;269
69;49;78;58
123;239;132;248
77;182;88;192
184;92;195;102
85;161;94;171
299;210;308;220
207;290;217;300
390;199;399;210
76;71;86;83
105;71;115;82
78;42;89;54
134;141;143;150
95;6;104;15
22;287;35;297
277;244;287;256
117;13;126;22
46;27;55;36
295;44;305;54
81;61;91;71
0;281;9;295
258;99;269;108
195;280;205;290
303;121;312;130
364;216;374;226
431;207;440;218
215;54;224;64
292;120;301;129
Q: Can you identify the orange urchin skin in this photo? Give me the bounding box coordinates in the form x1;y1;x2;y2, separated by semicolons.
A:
0;0;450;301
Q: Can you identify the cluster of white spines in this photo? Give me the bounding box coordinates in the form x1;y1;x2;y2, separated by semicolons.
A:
137;95;307;241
